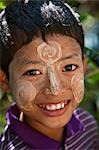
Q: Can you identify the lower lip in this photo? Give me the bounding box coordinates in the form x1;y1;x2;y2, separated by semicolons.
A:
39;101;70;117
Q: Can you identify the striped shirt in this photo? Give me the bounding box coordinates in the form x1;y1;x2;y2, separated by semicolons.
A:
0;103;99;150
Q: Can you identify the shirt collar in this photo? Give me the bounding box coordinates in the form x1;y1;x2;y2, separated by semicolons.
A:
66;110;85;137
6;103;84;148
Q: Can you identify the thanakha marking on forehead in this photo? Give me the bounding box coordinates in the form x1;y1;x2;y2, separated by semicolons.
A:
37;41;62;65
37;41;62;95
21;54;81;64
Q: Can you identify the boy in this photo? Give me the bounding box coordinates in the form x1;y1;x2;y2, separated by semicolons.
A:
0;0;98;149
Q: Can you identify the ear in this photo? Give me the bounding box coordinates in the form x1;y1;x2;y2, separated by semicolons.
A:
82;54;88;74
0;69;10;92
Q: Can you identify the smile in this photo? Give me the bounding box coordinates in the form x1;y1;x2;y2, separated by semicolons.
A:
38;100;70;111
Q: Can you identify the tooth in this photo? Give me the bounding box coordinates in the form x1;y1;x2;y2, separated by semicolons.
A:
46;105;51;111
61;102;65;108
39;104;42;108
39;101;67;111
41;105;45;108
65;101;67;105
44;105;46;108
51;104;56;111
56;103;61;110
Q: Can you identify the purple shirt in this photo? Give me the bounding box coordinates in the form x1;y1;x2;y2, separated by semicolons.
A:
0;103;99;149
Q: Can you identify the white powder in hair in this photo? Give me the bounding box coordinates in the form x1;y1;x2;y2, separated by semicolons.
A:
18;0;29;4
0;10;5;19
64;3;80;23
0;10;11;45
2;17;10;37
41;1;65;26
24;0;29;4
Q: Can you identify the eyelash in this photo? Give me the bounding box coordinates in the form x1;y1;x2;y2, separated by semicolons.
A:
23;64;78;77
24;69;41;76
62;64;78;72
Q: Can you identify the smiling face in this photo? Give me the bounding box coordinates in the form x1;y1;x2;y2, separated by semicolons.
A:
9;34;85;134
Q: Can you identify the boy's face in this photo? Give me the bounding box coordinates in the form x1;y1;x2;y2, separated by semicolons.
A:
9;34;85;129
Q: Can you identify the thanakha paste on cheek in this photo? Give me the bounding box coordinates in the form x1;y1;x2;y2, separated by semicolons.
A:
37;41;62;95
71;73;84;103
11;80;37;111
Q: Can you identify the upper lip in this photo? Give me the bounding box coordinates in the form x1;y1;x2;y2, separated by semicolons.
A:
37;100;70;105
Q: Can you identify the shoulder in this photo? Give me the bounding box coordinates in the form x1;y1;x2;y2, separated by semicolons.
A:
76;107;98;130
68;107;99;149
76;107;99;147
0;126;31;149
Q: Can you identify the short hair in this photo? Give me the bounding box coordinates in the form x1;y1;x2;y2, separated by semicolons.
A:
0;0;84;78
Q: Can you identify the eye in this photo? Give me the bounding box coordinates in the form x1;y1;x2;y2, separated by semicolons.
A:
62;64;78;72
24;69;41;76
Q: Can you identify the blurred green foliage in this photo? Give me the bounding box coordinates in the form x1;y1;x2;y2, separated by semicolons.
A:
0;0;5;9
0;0;99;133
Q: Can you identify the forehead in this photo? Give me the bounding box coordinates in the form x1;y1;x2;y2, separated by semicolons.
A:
13;34;82;62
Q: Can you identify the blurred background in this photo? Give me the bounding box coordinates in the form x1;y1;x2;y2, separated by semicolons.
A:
0;0;99;133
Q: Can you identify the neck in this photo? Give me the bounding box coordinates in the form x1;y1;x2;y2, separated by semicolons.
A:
24;116;64;142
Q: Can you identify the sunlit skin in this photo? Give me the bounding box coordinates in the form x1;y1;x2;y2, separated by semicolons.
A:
37;41;62;64
9;34;85;141
11;79;37;111
71;73;84;103
37;41;62;95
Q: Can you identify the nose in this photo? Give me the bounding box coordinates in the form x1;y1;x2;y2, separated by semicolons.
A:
45;66;65;96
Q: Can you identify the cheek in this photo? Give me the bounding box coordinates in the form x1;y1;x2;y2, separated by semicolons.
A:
11;80;37;110
71;73;84;103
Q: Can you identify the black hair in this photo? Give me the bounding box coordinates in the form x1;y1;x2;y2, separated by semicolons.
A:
0;0;84;78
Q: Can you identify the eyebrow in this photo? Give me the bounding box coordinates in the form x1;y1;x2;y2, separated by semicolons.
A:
19;54;81;66
61;54;81;60
25;60;41;64
19;59;42;66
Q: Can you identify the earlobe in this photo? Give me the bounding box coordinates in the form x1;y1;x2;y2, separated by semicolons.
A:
0;69;10;92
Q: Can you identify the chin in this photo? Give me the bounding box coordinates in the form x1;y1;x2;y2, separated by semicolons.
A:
39;100;77;129
42;115;72;129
